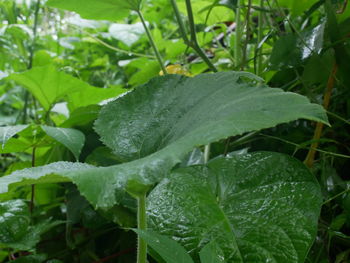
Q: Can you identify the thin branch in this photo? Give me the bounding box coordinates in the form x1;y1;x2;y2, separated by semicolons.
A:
137;10;167;74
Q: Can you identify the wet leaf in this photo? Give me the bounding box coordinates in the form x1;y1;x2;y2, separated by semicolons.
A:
270;22;325;69
147;152;322;262
199;242;225;263
95;72;327;162
0;72;328;209
0;200;62;251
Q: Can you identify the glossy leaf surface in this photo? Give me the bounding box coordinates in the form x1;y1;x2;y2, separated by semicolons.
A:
199;242;225;263
0;72;328;209
46;0;141;21
95;72;328;162
0;162;92;194
0;200;62;251
8;65;122;111
0;125;28;149
41;126;85;160
147;152;323;263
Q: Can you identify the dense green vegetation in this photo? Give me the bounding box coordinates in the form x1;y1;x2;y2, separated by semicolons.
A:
0;0;349;262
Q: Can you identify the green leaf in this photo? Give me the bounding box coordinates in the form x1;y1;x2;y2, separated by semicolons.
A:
270;22;325;69
199;242;225;263
0;125;85;159
0;200;62;251
11;254;47;263
133;229;194;263
46;0;141;21
0;72;328;210
41;126;85;160
0;162;92;194
60;105;100;128
0;125;28;149
8;65;123;112
109;22;145;47
147;152;323;262
95;72;328;162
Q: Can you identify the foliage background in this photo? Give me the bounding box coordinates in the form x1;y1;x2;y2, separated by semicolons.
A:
0;0;349;262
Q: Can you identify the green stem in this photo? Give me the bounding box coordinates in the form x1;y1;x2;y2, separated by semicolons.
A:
170;0;189;43
235;0;242;68
204;144;211;163
181;0;217;72
22;0;41;124
241;0;252;70
256;0;264;75
137;193;147;263
137;10;167;74
29;147;36;215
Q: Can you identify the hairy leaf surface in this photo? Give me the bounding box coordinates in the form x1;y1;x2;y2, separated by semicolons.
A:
147;152;322;262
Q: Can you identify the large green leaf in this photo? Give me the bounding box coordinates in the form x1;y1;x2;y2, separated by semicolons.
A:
8;65;123;112
0;72;328;209
0;162;92;194
147;152;323;262
46;0;141;21
95;72;327;162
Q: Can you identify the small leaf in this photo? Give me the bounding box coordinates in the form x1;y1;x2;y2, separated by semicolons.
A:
46;0;142;21
147;152;323;262
133;229;194;263
41;126;85;160
109;22;146;47
0;125;28;149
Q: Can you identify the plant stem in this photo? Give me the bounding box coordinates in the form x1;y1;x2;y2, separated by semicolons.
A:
171;0;217;72
169;0;189;43
241;0;252;70
30;147;36;214
137;10;167;74
256;0;264;75
235;0;242;68
304;64;337;168
204;144;211;163
22;0;41;124
137;193;147;263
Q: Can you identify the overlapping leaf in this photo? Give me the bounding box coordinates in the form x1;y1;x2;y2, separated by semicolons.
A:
0;72;328;209
0;199;62;251
0;125;85;159
147;152;323;262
